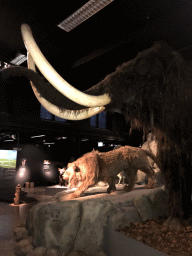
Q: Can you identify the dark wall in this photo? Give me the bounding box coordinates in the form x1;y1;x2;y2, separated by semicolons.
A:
0;137;99;188
0;75;40;118
0;143;59;187
16;144;56;186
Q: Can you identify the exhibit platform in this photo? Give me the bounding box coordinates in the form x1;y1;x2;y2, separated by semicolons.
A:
0;183;164;256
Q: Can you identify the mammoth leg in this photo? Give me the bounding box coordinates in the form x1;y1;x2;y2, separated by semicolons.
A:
107;176;116;193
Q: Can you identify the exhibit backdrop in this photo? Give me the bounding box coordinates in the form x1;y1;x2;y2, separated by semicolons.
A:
0;149;17;188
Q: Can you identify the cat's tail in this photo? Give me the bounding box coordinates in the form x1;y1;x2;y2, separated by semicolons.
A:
142;149;160;170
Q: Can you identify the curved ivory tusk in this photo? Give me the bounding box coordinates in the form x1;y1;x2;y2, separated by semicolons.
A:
21;23;111;107
28;53;105;120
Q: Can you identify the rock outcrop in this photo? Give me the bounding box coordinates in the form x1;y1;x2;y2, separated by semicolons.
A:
137;140;164;185
15;186;169;256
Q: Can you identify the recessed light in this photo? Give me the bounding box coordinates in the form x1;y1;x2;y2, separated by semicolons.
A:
98;142;104;147
56;137;67;140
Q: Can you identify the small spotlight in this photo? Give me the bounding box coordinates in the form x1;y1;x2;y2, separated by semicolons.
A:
18;166;26;177
98;142;104;147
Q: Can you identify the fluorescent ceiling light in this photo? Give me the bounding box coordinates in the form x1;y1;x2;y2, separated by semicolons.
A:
31;135;45;138
10;53;27;65
58;0;114;32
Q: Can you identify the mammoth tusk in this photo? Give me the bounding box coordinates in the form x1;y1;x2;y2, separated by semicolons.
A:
27;53;105;120
21;23;111;107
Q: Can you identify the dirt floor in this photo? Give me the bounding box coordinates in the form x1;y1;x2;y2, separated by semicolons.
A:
117;216;192;256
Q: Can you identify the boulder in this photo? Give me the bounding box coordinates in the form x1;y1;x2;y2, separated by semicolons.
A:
27;198;113;256
14;226;28;241
108;206;141;229
147;188;169;218
26;246;47;256
15;238;34;255
95;251;108;256
27;200;82;255
133;188;169;221
134;195;153;221
73;199;114;256
26;186;169;256
46;248;59;256
66;250;87;256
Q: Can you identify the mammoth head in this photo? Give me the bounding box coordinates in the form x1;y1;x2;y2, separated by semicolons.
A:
1;24;183;123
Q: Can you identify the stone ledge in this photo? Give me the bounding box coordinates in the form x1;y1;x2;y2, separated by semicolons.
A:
23;186;169;256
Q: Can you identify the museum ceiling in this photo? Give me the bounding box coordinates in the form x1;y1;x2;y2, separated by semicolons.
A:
1;0;192;145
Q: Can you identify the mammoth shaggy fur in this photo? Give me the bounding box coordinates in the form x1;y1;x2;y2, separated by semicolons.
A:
64;146;158;199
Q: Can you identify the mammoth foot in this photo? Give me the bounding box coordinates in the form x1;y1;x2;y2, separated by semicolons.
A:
163;216;183;230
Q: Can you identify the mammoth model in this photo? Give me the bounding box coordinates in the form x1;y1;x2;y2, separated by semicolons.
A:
63;146;157;199
1;24;192;227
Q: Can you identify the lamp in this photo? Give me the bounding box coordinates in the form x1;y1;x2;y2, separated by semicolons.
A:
57;0;114;32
